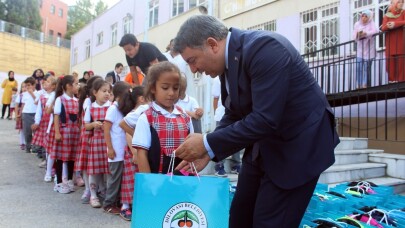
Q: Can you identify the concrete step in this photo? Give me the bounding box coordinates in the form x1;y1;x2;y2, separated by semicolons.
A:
334;149;384;165
369;153;405;179
335;137;368;150
319;162;386;184
365;177;405;194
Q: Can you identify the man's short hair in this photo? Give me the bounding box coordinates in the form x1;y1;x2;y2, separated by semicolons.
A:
115;63;123;69
119;34;138;47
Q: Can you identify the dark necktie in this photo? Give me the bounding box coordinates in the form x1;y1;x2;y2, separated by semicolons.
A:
116;74;120;82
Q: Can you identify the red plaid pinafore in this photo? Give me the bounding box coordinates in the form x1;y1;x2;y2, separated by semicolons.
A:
145;106;190;174
86;105;109;175
15;94;23;130
50;96;80;161
120;147;139;204
74;103;93;171
31;94;51;148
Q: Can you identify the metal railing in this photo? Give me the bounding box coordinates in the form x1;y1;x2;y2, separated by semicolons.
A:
0;20;70;48
303;26;405;142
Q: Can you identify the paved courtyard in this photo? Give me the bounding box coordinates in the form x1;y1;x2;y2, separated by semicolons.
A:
0;119;128;228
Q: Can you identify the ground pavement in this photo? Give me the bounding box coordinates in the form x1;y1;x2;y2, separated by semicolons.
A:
0;119;128;228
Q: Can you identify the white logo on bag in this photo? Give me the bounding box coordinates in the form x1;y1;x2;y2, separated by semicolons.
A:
162;202;207;228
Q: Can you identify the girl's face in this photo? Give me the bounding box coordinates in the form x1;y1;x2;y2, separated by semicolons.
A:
46;78;56;92
109;90;114;102
84;73;90;80
66;78;80;95
151;71;180;112
36;70;43;77
94;84;111;105
21;83;27;92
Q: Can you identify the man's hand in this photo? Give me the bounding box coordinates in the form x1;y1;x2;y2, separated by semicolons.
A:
175;153;211;173
175;133;207;162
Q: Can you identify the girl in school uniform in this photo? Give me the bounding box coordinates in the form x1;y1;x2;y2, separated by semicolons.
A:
15;83;26;150
84;79;111;208
75;76;103;204
132;61;194;174
118;85;148;221
31;75;57;169
51;75;80;194
103;81;137;220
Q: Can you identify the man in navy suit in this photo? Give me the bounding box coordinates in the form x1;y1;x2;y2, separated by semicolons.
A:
174;15;340;227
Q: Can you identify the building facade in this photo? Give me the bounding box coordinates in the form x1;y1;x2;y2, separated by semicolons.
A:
70;0;393;132
39;0;68;39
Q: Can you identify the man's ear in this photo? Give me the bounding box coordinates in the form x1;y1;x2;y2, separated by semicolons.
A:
206;37;219;52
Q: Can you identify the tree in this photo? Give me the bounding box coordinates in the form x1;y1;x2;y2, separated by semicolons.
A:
65;0;108;39
0;0;42;30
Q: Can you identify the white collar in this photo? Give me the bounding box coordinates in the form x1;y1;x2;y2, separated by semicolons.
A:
152;102;181;115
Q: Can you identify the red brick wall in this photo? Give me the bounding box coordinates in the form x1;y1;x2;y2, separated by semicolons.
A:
39;0;68;38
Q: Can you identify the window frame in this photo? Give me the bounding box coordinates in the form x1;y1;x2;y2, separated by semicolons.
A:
149;0;159;28
111;23;118;47
97;32;103;46
172;0;185;17
85;40;91;59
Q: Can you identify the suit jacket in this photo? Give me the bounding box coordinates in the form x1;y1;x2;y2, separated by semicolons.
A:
206;28;339;189
106;71;119;84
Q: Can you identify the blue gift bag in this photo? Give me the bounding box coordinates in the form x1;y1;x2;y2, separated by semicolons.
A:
132;173;230;228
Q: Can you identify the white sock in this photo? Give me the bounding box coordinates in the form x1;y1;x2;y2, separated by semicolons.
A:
122;203;130;210
45;155;55;177
62;162;68;180
89;175;99;198
82;170;90;191
20;131;25;144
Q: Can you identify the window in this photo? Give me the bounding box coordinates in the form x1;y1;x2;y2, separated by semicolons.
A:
123;16;132;34
50;4;55;14
49;30;54;36
149;0;159;28
301;3;339;57
73;48;78;65
247;20;277;31
85;40;91;59
189;0;206;8
58;9;63;17
111;23;117;47
97;32;103;45
172;0;184;17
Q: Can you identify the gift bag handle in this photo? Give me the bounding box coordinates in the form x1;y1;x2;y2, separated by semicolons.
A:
167;151;200;182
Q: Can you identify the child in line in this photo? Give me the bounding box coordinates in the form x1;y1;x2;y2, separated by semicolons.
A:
15;83;26;150
176;75;204;133
118;85;148;221
103;81;133;220
21;77;39;153
76;76;103;203
84;79;111;208
132;61;194;174
9;87;18;120
32;75;56;167
51;75;80;194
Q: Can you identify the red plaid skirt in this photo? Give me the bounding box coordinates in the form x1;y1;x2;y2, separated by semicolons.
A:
50;123;80;161
74;129;92;171
87;128;109;175
31;113;51;148
121;148;138;205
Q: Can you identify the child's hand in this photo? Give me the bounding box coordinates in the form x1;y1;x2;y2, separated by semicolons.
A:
92;121;103;129
107;147;116;160
31;124;39;131
55;132;62;142
195;108;204;117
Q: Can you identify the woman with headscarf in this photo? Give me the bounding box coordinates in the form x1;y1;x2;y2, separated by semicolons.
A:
1;71;18;119
31;68;45;91
353;9;378;89
79;71;90;84
381;0;405;82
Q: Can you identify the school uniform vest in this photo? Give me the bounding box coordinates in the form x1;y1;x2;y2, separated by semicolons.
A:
145;106;190;174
